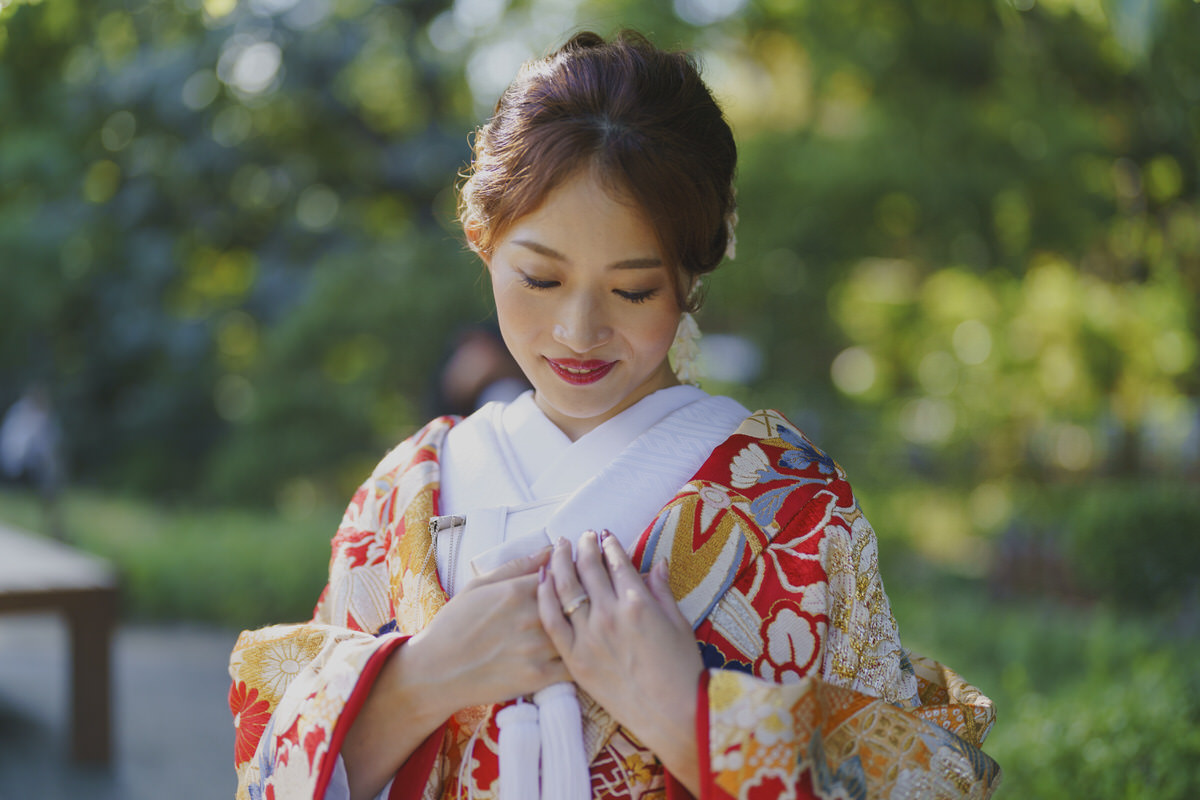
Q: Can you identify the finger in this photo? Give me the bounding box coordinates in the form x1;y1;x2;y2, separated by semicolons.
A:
548;536;588;615
537;565;575;652
600;530;647;601
463;545;552;591
647;558;691;628
574;530;615;603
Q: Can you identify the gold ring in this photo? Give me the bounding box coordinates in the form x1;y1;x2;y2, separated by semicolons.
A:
562;594;590;616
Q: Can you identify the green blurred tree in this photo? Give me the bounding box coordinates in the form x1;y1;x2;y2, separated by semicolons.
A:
1;0;1196;537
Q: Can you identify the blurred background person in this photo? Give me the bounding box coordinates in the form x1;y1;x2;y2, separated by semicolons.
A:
0;382;64;539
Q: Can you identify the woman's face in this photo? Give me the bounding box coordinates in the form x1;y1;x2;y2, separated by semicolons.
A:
482;169;681;440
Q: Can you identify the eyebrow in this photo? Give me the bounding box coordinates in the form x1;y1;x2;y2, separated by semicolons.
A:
511;239;664;270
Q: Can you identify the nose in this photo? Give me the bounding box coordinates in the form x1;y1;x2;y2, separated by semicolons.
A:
552;291;613;353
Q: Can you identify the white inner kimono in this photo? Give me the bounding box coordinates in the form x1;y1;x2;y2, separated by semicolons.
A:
437;385;749;595
327;385;749;800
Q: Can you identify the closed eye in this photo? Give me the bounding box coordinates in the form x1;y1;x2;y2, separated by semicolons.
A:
519;274;558;290
615;288;658;304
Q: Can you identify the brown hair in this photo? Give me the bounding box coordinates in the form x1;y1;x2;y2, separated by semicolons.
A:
458;30;737;312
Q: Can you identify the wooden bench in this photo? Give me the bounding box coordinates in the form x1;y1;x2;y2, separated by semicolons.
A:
0;522;118;763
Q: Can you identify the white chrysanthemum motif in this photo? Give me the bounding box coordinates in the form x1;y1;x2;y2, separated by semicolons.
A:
730;444;771;489
257;638;310;697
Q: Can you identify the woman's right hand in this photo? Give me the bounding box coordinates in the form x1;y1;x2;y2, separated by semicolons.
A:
402;545;569;715
343;546;565;799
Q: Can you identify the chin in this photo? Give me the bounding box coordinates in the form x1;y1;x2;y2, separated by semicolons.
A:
547;396;620;422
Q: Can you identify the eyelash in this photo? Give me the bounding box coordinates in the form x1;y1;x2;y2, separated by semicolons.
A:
616;289;657;304
519;275;558;290
519;274;658;304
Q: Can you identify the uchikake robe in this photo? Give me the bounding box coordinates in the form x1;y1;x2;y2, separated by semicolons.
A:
229;409;1001;799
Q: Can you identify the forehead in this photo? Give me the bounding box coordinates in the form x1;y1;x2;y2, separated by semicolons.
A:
500;170;661;262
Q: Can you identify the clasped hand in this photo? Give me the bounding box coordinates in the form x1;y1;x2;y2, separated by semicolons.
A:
536;530;703;758
397;531;702;792
409;532;702;736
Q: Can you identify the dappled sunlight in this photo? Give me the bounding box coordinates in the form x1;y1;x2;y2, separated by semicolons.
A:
1;1;1198;794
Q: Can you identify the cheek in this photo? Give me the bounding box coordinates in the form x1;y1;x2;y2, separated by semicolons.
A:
636;312;681;356
492;284;536;339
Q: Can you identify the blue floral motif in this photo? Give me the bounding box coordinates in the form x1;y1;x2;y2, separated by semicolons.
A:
743;426;837;527
777;425;838;477
749;484;807;527
807;730;868;800
248;716;277;800
375;619;399;636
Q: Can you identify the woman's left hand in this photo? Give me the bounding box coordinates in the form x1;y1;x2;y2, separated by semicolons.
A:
537;530;703;794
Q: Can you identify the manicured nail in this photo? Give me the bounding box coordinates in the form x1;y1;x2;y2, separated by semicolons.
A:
601;529;613;542
556;536;569;549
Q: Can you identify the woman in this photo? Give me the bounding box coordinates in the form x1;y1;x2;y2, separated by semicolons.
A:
229;31;1000;800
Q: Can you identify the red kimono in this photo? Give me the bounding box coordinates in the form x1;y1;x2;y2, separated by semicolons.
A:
229;409;1000;799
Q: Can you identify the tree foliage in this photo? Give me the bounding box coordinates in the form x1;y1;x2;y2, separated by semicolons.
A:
1;0;1196;527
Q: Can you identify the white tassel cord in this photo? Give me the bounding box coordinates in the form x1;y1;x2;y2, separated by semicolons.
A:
497;700;541;800
534;682;591;800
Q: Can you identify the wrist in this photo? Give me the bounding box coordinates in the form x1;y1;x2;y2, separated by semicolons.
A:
631;666;702;773
384;633;456;730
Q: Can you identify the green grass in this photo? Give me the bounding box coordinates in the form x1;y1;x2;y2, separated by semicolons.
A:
0;487;341;630
4;487;1199;798
888;563;1200;799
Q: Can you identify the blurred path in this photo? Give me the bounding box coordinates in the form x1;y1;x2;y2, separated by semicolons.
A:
0;615;237;799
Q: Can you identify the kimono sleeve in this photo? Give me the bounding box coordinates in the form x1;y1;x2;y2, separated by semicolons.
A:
700;662;1001;800
228;443;418;800
696;498;1000;797
680;418;1000;798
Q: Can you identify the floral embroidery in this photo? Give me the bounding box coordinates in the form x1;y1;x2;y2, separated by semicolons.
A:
821;517;918;705
246;716;276;800
254;639;311;698
776;425;838;477
230;411;996;800
728;426;840;527
230;680;272;767
757;606;819;684
708;670;1000;800
623;752;653;785
731;444;772;489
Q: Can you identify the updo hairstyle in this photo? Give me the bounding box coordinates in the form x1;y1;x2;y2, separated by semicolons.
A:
458;30;737;312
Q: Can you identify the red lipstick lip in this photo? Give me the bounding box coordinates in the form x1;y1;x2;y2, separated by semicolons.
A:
546;357;616;385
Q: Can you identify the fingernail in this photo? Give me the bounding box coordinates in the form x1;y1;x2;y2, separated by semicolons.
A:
556;536;568;549
538;565;546;584
601;529;613;542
